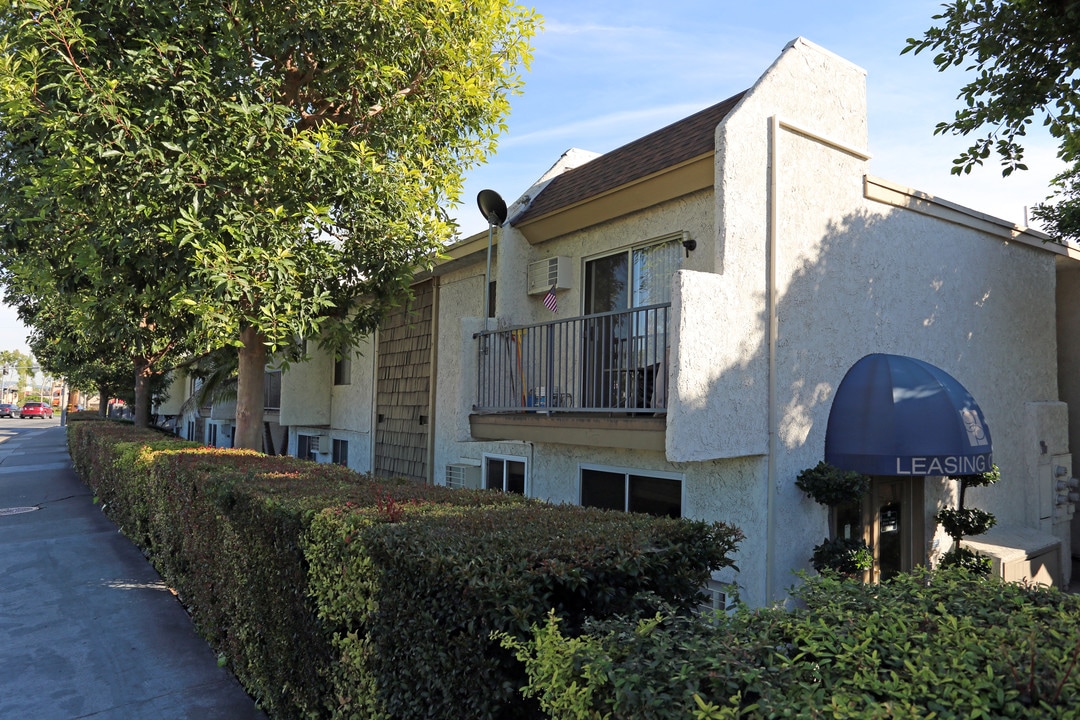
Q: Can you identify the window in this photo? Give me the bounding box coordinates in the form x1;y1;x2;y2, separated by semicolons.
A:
484;454;526;494
186;420;195;441
264;371;282;411
582;237;680;410
207;423;218;447
332;439;349;467
580;466;682;518
297;434;317;461
334;355;351;386
584;237;682;315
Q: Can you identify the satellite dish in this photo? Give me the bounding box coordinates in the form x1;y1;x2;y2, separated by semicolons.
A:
477;189;508;225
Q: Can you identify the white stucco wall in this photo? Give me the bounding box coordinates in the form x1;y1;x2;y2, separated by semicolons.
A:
329;337;376;433
427;37;1068;607
280;343;333;427
431;264;487;484
153;370;187;416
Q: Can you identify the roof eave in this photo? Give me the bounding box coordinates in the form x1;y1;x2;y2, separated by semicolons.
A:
513;152;714;244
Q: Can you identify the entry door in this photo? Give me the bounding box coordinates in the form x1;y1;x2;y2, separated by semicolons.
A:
868;477;925;583
830;476;926;583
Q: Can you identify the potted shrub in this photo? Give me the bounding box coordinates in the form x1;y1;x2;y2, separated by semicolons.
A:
935;465;999;575
796;461;871;577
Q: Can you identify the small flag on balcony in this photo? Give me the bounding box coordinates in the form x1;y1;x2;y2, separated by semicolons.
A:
543;284;558;313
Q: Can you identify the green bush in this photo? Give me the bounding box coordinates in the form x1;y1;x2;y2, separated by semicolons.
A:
306;501;743;720
508;567;1080;719
794;461;869;507
67;421;743;720
809;536;872;577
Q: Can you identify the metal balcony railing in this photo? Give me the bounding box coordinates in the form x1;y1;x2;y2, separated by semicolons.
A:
475;303;669;414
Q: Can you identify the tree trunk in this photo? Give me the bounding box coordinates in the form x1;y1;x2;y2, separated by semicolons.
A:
98;383;108;417
133;358;153;428
234;326;267;451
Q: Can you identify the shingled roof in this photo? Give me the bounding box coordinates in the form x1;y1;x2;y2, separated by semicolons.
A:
513;90;747;225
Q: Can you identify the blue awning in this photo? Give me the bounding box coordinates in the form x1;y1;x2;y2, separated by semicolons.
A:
824;353;992;477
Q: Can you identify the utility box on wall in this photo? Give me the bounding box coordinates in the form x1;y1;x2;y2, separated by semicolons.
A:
962;525;1062;588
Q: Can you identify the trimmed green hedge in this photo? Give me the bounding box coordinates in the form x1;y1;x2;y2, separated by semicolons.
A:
506;568;1080;719
308;501;742;719
67;420;743;720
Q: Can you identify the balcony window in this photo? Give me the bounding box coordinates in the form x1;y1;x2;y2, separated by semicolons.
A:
264;370;282;411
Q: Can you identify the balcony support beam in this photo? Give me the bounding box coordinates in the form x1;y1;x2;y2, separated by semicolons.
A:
469;413;665;452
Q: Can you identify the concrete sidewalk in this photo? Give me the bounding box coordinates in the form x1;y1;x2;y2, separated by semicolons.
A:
0;424;267;720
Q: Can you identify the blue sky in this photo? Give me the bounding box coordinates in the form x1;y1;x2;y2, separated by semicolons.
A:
450;0;1065;237
0;1;1064;354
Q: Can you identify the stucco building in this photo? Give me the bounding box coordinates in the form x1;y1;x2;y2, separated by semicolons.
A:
182;38;1080;607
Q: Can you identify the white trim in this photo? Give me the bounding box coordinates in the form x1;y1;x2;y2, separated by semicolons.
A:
577;462;686;517
482;452;530;496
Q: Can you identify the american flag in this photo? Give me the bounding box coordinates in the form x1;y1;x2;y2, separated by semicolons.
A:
543;285;558;313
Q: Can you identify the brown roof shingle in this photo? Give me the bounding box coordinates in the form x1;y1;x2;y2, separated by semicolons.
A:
513;90;747;225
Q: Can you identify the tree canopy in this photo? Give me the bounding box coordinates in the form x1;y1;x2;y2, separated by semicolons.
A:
903;0;1080;241
0;0;538;443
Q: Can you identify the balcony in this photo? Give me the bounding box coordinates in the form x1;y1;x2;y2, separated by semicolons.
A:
471;304;669;450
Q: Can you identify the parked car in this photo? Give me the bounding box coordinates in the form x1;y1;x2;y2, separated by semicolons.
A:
20;402;53;419
0;403;15;418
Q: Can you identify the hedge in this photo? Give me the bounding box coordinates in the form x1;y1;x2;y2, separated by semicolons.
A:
506;567;1080;719
307;500;742;719
67;420;743;719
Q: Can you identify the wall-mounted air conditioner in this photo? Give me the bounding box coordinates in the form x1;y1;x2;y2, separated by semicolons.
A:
307;434;331;454
445;463;482;490
527;256;572;295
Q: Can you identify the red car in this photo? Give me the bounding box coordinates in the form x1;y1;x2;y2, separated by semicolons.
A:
20;402;53;419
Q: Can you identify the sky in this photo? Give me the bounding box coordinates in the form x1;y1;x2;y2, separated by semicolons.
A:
449;0;1066;238
0;1;1065;354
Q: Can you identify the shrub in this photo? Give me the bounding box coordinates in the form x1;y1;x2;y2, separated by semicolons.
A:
306;502;743;720
67;421;743;720
508;567;1080;719
809;536;873;577
794;461;869;507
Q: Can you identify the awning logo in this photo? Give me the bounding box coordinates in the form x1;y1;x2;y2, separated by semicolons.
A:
961;408;989;448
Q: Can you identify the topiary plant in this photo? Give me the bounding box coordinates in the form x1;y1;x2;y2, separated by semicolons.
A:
810;536;873;577
795;461;870;508
936;465;1000;576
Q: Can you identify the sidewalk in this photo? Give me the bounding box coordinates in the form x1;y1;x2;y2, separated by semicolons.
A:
0;424;267;720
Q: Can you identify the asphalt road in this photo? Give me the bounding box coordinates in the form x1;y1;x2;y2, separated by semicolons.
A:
0;419;267;720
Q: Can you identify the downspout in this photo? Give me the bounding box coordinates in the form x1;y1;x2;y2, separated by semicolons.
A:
370;328;379;473
766;116;780;604
765;116;872;603
427;277;440;484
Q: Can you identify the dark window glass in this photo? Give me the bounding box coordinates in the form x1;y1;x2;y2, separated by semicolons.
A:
332;439;349;466
628;475;681;518
506;460;526;494
485;457;505;491
334;356;351;385
581;468;625;511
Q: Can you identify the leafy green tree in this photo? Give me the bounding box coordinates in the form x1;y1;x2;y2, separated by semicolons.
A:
0;0;538;447
0;348;35;404
13;292;144;415
903;0;1080;240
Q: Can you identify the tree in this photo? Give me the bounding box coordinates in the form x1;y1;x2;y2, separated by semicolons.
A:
11;290;152;416
0;0;538;447
903;0;1080;241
